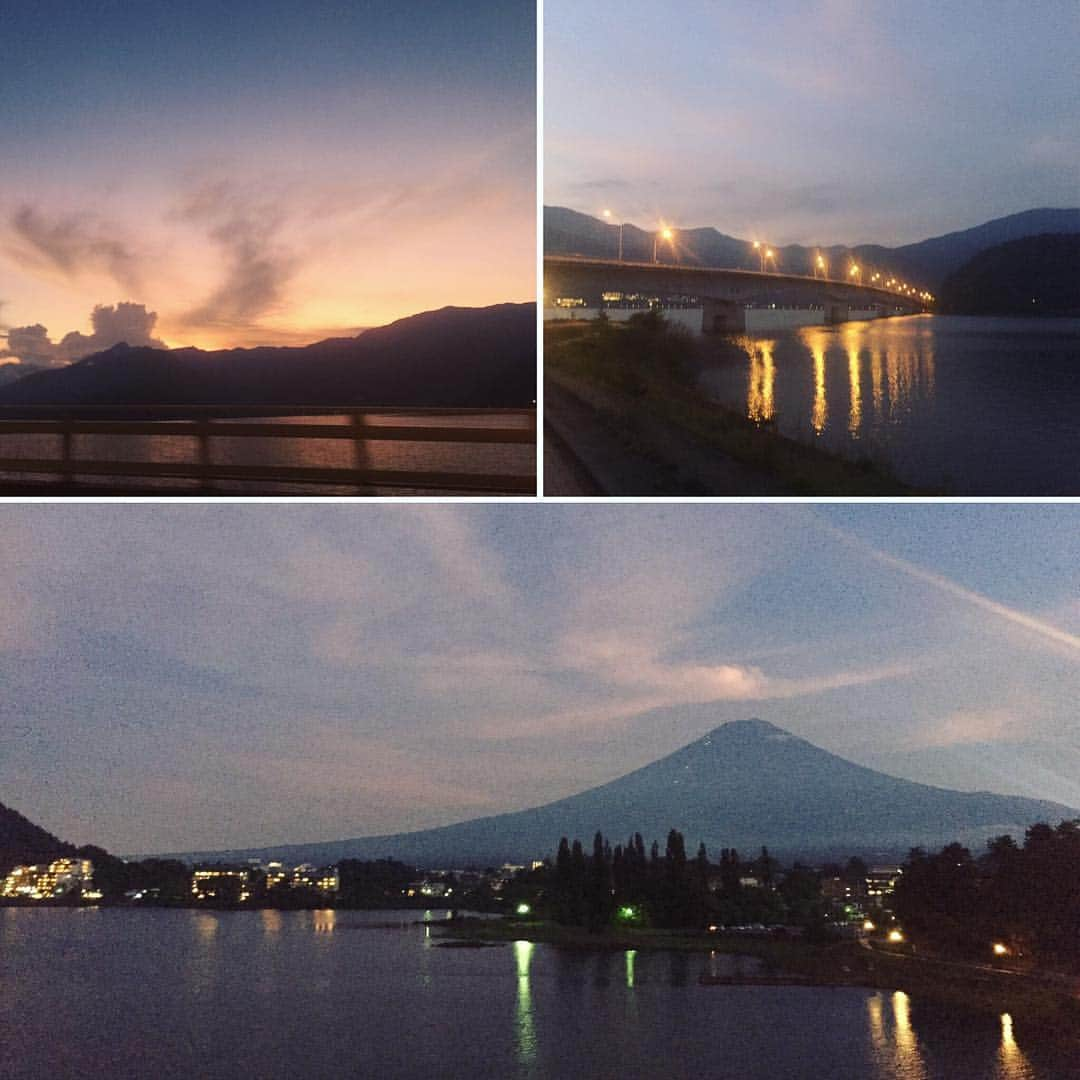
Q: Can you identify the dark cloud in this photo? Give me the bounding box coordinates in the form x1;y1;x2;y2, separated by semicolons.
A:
179;182;297;330
8;205;144;292
1;324;56;367
0;302;165;367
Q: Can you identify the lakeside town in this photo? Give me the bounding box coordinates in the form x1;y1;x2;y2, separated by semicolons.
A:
0;830;1046;968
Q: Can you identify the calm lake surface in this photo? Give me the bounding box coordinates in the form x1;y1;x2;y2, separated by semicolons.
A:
698;316;1080;494
0;412;535;494
2;908;1075;1080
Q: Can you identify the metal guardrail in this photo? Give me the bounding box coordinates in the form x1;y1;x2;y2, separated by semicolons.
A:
0;406;537;494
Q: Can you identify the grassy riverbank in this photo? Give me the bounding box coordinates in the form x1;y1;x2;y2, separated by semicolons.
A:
435;917;1080;1046
545;316;931;495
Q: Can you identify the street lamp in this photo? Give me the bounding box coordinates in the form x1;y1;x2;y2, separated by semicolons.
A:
753;240;766;272
765;247;776;273
654;226;675;264
815;253;827;279
849;263;861;286
602;208;624;261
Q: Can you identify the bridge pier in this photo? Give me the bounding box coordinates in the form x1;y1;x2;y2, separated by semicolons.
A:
701;298;745;334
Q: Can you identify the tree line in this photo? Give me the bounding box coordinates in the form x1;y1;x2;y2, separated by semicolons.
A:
508;829;837;935
892;820;1080;966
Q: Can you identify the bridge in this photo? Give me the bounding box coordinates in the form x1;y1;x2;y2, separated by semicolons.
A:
544;255;930;332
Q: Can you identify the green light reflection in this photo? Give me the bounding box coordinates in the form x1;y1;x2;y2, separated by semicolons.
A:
514;940;536;1069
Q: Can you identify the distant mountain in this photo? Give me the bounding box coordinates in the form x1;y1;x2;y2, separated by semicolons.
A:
545;207;1080;290
0;303;535;409
167;719;1078;867
0;800;73;875
937;233;1080;316
0;362;46;388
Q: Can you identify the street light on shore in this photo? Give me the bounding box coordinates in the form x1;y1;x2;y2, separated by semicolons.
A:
654;226;675;264
753;240;766;272
765;247;776;273
815;253;827;279
602;208;624;261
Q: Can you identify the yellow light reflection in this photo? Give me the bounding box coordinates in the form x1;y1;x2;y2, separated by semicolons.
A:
313;909;336;934
867;992;885;1049
194;912;218;941
871;348;884;421
811;344;827;434
998;1012;1032;1077
261;909;283;934
747;341;776;423
514;940;536;1069
892;990;928;1079
847;345;862;437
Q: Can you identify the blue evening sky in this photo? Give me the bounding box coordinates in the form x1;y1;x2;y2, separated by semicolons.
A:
1;504;1077;853
545;0;1080;245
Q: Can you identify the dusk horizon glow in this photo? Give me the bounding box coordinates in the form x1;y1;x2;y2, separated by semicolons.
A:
545;0;1079;249
1;505;1076;855
0;1;535;366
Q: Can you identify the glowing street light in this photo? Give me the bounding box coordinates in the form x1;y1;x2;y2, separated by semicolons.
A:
602;208;624;261
654;226;675;264
862;919;876;932
815;253;827;279
992;942;1009;957
764;247;776;273
849;263;861;286
887;929;904;944
516;902;532;916
753;240;766;272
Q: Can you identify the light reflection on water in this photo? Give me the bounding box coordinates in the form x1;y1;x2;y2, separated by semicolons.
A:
514;940;536;1069
997;1012;1035;1079
0;909;1075;1080
747;340;776;423
701;315;1079;493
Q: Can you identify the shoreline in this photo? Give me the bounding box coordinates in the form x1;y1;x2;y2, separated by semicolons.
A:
434;917;1080;1048
544;320;928;496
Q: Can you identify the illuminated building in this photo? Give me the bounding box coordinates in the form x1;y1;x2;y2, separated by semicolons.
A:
866;866;902;902
265;862;289;890
1;857;95;900
316;869;339;895
191;868;251;902
290;863;318;889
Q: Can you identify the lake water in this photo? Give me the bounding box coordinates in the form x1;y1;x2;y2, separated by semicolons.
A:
2;908;1075;1079
0;412;535;495
698;316;1080;494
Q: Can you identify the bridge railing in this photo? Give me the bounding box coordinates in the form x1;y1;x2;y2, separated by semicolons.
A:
0;405;537;495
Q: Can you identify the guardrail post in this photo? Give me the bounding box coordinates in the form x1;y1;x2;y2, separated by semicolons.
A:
61;416;74;488
196;418;213;492
351;412;370;494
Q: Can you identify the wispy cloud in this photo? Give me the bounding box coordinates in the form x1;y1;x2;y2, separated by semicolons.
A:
6;204;145;293
176;180;297;332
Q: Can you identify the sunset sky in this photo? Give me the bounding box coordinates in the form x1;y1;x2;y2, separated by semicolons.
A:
1;504;1077;854
546;0;1079;247
0;0;535;362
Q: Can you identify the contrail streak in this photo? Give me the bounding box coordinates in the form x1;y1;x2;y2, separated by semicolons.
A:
822;518;1080;655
